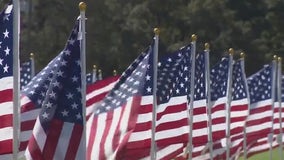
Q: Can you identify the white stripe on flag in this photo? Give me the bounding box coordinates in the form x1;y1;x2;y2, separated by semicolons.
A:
104;106;122;157
91;113;107;160
54;122;74;159
32;117;47;151
0;102;13;116
0;127;13;141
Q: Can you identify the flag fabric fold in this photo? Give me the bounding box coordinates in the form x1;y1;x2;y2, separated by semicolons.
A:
0;2;14;159
86;42;154;160
22;19;85;160
86;76;119;120
120;45;192;160
213;59;250;159
244;62;276;158
20;60;33;89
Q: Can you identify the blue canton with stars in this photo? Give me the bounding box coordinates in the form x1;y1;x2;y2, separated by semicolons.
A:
210;57;230;101
20;60;33;89
86;72;93;84
94;42;154;115
281;75;284;102
157;45;191;104
0;3;13;78
194;52;206;101
22;20;82;130
247;64;273;104
231;60;248;100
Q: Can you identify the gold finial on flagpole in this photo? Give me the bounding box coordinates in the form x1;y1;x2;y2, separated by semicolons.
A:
113;70;117;76
154;28;160;36
205;43;210;51
30;52;34;58
93;65;97;71
79;2;87;11
228;48;234;55
273;55;278;61
191;34;197;42
240;52;245;59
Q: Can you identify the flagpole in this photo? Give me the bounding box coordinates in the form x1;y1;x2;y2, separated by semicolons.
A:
13;0;20;159
150;27;159;160
226;48;234;160
204;43;213;160
98;69;102;80
187;34;197;160
113;69;117;76
30;53;35;77
92;65;97;83
269;55;277;160
240;52;249;160
79;2;87;159
277;57;283;160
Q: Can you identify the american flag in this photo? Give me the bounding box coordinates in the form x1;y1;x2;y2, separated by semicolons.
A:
213;59;250;159
175;51;211;160
190;52;210;158
22;19;85;159
86;72;93;84
19;74;119;157
86;75;119;120
210;57;231;142
86;69;97;85
86;43;154;160
119;45;192;160
20;60;33;89
0;3;13;159
244;63;276;157
272;75;284;136
198;57;232;159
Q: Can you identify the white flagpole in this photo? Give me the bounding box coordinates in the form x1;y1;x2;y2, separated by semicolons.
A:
13;0;20;159
98;69;102;80
226;48;234;160
92;65;97;83
113;69;117;76
187;34;197;160
30;52;35;77
79;2;87;159
204;43;213;160
277;57;283;160
269;55;277;160
240;52;249;160
150;28;159;160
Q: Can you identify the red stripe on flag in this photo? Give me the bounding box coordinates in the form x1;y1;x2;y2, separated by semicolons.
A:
20;99;35;112
249;105;271;114
156;103;187;120
87;115;97;160
115;96;141;159
211;104;226;113
0;139;12;155
0;114;12;128
42;119;64;159
0;89;13;103
27;135;44;160
246;117;272;126
99;110;113;160
65;124;83;160
21;119;36;130
156;118;188;131
86;92;107;106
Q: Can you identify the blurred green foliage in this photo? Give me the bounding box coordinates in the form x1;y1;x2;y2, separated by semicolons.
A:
1;0;284;77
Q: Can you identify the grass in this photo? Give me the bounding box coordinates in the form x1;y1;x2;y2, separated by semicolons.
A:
239;148;283;160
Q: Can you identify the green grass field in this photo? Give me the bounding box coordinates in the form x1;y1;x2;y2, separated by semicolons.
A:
17;148;284;160
239;148;283;160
